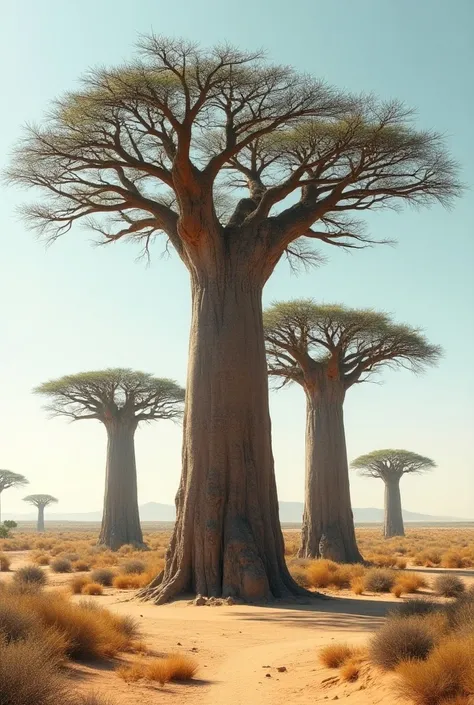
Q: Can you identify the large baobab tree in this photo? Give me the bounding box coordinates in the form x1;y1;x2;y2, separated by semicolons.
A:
0;470;29;523
264;301;441;562
23;494;58;532
352;449;436;538
7;37;460;601
35;369;185;550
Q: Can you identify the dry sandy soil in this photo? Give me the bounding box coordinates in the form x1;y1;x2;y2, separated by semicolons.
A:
4;551;473;705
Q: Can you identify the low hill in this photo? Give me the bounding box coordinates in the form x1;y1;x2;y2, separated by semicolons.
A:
4;501;465;523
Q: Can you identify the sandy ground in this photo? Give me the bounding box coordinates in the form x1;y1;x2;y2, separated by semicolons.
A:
2;552;474;705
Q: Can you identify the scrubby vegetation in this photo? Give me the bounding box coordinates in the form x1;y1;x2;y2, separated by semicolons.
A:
117;654;199;684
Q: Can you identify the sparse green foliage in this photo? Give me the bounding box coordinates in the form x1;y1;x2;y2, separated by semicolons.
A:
264;301;441;390
23;495;58;509
3;520;18;530
34;369;185;424
352;450;436;480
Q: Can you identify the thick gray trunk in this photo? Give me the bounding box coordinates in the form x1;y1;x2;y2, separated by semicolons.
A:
300;386;362;563
37;505;45;533
384;478;405;537
140;264;306;603
98;421;144;550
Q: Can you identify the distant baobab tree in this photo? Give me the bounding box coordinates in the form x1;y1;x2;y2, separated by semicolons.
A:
352;450;436;537
264;301;441;562
23;494;58;532
0;470;29;523
8;35;461;601
34;369;185;550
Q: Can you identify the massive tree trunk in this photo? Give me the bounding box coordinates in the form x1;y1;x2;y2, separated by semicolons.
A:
140;245;307;604
37;505;45;533
98;420;144;550
384;477;405;538
300;377;363;563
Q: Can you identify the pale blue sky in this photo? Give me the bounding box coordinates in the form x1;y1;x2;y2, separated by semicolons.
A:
1;0;473;519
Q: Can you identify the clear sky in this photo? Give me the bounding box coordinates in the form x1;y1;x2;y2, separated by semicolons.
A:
1;0;473;519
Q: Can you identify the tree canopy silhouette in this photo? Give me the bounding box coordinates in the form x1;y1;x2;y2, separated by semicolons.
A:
264;300;441;560
23;494;58;532
35;368;184;549
8;35;460;601
352;449;436;537
0;470;29;523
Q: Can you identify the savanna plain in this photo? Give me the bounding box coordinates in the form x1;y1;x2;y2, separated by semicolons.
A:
1;523;473;705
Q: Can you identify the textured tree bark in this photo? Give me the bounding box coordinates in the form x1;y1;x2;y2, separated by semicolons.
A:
384;477;405;537
37;505;45;533
98;421;144;550
300;380;363;563
139;248;308;603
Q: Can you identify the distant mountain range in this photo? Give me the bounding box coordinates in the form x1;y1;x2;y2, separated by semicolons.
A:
4;501;466;523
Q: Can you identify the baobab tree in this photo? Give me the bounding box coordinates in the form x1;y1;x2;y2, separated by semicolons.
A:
264;301;441;562
352;449;436;538
35;369;185;550
7;37;460;601
0;470;29;523
23;494;58;532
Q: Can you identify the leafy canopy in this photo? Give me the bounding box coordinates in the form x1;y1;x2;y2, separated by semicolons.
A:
264;300;441;389
0;470;29;493
6;35;461;271
23;494;58;508
351;449;436;480
34;368;185;424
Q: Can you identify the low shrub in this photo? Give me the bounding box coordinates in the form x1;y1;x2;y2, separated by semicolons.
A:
0;600;37;642
434;574;465;598
90;568;115;587
441;551;466;569
0;552;11;571
118;654;198;685
392;599;441;619
351;577;364;595
82;583;103;596
120;560;146;575
0;636;67;705
319;643;356;668
113;574;143;590
13;565;48;587
370;616;436;669
396;636;474;705
33;553;50;566
72;560;91;572
51;557;73;573
340;659;361;682
395;573;427;595
364;568;396;593
70;576;91;595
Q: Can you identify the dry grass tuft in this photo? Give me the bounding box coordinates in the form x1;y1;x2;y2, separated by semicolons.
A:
340;659;361;682
434;574;466;598
0;636;67;705
395;636;474;705
319;643;356;669
118;654;198;685
0;552;11;571
51;557;73;573
82;582;104;596
90;568;115;586
120;560;146;575
72;560;91;572
364;567;396;593
351;577;364;595
113;574;143;590
395;572;427;595
70;575;91;595
370;616;436;669
13;564;48;587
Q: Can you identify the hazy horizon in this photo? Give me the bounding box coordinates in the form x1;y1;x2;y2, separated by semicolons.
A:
1;0;473;520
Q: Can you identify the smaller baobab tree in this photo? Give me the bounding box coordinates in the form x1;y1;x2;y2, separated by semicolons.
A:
264;301;441;562
0;470;29;523
23;494;58;532
35;369;185;550
352;450;436;538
